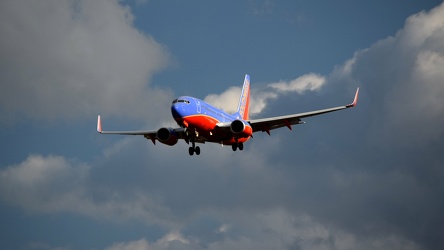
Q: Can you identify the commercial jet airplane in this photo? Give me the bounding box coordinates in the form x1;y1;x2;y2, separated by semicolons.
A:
97;74;359;156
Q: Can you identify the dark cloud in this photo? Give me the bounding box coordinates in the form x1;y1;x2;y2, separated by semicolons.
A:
1;1;444;250
318;3;444;248
0;0;172;122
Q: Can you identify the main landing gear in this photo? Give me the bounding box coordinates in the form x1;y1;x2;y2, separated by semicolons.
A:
231;142;244;151
189;141;200;156
185;128;245;155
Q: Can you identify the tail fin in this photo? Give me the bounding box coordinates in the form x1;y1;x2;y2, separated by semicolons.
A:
234;74;251;120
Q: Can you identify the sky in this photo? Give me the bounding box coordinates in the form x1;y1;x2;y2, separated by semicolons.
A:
1;0;444;249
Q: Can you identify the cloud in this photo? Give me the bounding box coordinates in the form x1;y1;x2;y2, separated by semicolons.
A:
103;209;423;250
0;130;435;250
203;73;325;117
201;3;444;249
0;0;172;121
0;154;175;227
318;3;444;248
332;2;444;147
22;242;71;250
105;231;191;250
105;238;150;250
204;86;243;114
3;2;444;250
0;155;90;212
249;0;276;16
268;73;326;93
217;224;230;233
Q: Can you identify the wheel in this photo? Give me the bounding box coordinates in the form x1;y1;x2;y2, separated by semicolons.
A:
195;146;201;155
189;147;194;156
238;142;244;151
232;144;237;151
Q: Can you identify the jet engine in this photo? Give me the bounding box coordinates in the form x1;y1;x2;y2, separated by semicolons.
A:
230;120;253;138
156;127;179;146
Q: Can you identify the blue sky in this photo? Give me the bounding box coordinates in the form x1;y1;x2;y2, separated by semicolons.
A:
1;0;444;249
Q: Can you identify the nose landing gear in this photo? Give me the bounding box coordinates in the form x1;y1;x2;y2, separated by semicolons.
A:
186;128;201;156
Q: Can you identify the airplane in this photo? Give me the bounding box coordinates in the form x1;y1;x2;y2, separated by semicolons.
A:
97;74;359;156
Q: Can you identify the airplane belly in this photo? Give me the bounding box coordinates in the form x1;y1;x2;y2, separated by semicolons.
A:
184;115;218;130
183;115;236;142
219;137;250;145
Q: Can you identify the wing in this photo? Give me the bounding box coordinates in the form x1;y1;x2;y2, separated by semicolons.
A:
96;115;187;144
249;88;359;134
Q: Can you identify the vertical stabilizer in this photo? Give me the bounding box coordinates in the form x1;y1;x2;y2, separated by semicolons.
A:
234;74;251;120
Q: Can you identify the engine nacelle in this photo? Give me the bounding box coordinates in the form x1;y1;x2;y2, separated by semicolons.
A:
230;120;253;138
156;127;178;146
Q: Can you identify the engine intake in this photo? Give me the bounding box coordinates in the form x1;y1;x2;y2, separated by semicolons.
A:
157;127;178;146
230;120;246;134
230;120;253;138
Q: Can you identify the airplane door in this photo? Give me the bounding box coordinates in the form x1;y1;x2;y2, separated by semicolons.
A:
197;101;201;113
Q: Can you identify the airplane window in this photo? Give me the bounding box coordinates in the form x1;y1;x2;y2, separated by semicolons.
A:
172;99;190;104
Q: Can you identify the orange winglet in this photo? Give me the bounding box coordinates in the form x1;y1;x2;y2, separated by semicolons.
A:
97;115;102;133
346;88;359;108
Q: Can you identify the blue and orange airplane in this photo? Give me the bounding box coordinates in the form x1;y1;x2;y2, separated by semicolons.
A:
97;74;359;156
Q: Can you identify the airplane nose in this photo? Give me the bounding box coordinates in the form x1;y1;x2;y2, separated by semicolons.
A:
171;104;182;118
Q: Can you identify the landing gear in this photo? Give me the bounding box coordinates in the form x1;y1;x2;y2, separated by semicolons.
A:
231;142;244;151
185;128;201;156
188;141;200;156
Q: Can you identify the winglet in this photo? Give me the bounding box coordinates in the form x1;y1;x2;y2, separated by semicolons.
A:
346;88;359;108
97;115;102;133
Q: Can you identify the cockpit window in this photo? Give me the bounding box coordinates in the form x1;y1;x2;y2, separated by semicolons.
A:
172;99;190;104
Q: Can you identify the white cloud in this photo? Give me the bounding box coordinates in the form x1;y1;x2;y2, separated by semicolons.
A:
171;208;422;250
0;155;90;212
217;224;230;233
102;208;425;250
204;86;279;117
194;3;444;249
0;154;174;226
332;1;444;147
0;133;281;228
0;131;429;250
204;86;242;114
0;0;172;121
105;231;190;250
268;73;326;93
105;238;150;250
156;231;190;246
203;73;324;117
3;2;444;250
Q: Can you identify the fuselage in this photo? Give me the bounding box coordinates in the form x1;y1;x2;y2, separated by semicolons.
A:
171;96;252;145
